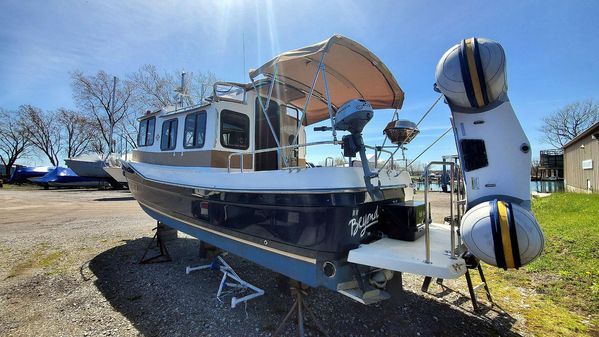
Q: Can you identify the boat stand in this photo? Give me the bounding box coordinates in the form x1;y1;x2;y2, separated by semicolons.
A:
421;258;493;311
186;255;264;308
463;260;493;311
273;281;329;337
139;225;171;264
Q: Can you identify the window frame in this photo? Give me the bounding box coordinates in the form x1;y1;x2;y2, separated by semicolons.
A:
137;117;156;147
183;111;207;149
160;118;179;151
220;110;250;150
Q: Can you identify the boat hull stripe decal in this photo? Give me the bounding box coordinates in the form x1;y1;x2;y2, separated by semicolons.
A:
465;38;486;108
138;201;318;265
458;39;478;108
498;200;515;269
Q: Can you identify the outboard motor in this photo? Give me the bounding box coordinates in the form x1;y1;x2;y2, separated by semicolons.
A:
335;99;383;201
435;38;544;269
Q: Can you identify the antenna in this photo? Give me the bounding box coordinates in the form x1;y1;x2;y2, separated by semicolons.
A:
242;32;246;82
174;70;189;110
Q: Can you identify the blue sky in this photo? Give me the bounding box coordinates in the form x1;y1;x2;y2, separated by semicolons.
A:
1;1;598;165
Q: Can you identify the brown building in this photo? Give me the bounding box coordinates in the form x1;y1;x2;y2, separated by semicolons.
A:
563;122;599;193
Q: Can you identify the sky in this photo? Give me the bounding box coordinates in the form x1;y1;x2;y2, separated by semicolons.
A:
1;0;598;166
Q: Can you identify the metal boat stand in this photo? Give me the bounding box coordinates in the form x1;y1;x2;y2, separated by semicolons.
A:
139;223;172;264
186;255;264;308
462;253;493;311
273;280;329;337
421;255;493;312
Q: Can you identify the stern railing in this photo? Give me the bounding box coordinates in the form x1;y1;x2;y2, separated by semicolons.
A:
423;161;458;263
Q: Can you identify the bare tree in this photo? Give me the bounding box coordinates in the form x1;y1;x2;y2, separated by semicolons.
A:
0;109;31;176
18;105;62;166
407;160;424;176
57;108;95;158
334;156;346;166
541;100;599;148
71;70;135;153
130;64;177;108
115;113;139;150
190;70;218;103
89;136;108;154
531;159;541;179
130;65;218;108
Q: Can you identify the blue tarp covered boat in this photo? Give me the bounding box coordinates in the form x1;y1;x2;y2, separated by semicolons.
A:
29;167;107;189
8;166;55;184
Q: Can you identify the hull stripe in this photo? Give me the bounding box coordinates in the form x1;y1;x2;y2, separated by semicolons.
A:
138;201;318;265
498;201;515;269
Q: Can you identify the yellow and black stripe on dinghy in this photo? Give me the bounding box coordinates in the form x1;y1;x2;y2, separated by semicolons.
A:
490;199;522;269
458;37;491;108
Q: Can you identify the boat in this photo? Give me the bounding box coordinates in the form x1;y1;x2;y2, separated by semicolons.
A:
66;153;126;188
65;153;111;178
102;154;128;185
29;167;108;189
123;35;544;303
7;165;55;184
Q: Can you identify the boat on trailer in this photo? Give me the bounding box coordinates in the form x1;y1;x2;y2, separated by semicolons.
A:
123;35;544;304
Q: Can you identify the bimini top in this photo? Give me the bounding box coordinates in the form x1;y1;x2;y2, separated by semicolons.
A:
249;35;404;125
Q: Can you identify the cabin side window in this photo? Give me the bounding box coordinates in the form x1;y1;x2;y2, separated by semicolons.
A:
137;117;156;147
184;111;207;149
160;118;178;151
220;110;249;150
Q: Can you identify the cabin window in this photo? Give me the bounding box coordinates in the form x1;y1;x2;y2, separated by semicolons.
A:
220;110;249;150
184;111;207;149
160;118;178;151
137;117;155;147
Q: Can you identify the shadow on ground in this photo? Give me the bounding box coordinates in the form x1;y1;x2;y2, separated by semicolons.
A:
88;237;519;337
93;196;135;202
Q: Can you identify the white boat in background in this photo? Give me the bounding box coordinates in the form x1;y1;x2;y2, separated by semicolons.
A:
102;154;129;185
65;153;111;178
66;153;128;188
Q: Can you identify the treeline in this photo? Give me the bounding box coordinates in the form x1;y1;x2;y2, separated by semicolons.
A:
0;65;217;175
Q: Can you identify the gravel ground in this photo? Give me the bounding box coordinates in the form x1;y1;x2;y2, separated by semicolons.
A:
0;187;525;336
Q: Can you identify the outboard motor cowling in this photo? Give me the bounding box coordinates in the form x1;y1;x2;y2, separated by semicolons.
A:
335;99;383;201
435;37;544;269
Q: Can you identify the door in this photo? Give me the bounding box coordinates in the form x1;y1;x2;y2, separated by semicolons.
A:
255;97;280;171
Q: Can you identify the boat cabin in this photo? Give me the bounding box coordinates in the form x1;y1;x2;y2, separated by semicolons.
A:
133;81;307;171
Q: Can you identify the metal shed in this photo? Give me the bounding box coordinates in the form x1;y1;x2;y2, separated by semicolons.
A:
562;122;599;193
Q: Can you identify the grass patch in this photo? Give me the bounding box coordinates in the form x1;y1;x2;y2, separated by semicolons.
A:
483;193;599;336
530;193;598;315
6;247;65;279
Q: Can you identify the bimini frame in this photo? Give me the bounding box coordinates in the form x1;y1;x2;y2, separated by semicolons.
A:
247;35;404;170
249;49;334;169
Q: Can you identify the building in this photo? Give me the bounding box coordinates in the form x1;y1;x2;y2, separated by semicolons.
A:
563;122;599;193
538;149;563;179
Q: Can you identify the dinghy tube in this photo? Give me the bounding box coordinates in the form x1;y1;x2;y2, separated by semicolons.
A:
435;37;544;269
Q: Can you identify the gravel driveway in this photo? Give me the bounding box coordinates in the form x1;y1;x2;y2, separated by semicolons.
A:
0;188;524;336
